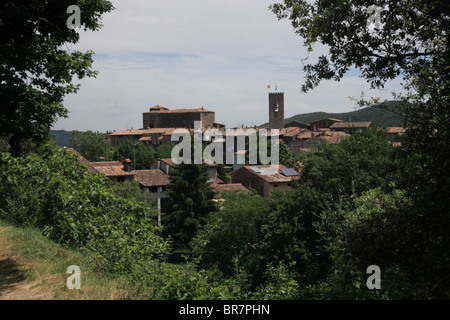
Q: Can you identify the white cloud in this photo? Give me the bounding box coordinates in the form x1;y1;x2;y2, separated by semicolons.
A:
54;0;402;132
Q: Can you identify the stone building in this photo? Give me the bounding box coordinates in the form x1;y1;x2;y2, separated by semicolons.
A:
268;92;285;129
230;164;298;198
330;121;373;132
309;117;343;130
109;128;177;148
143;105;216;129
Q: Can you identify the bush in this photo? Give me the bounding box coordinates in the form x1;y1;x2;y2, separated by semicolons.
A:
0;145;169;274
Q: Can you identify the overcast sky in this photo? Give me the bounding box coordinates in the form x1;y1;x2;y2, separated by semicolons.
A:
53;0;402;132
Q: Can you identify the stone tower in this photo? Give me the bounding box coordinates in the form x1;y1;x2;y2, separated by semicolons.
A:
268;92;284;129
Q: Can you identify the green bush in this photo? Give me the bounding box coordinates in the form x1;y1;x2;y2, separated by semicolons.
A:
0;145;169;274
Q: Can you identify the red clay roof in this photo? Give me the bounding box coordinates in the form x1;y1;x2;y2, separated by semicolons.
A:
211;183;250;193
109;128;178;136
231;164;299;183
386;127;406;133
133;169;170;187
144;107;214;114
330;121;373;128
65;148;88;163
88;161;135;177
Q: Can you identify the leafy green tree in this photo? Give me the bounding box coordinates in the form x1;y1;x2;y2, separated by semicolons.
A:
191;191;270;276
279;140;298;169
163;164;217;249
0;0;114;155
69;130;114;162
300;128;397;199
270;0;447;93
154;142;176;159
0;144;169;273
114;139;156;170
111;179;158;215
271;0;449;298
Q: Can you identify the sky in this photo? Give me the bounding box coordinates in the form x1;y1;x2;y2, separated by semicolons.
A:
53;0;402;132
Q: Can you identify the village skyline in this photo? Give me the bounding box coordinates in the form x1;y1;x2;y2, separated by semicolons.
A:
53;0;403;133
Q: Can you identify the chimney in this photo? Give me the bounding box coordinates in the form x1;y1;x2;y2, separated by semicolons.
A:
123;159;132;172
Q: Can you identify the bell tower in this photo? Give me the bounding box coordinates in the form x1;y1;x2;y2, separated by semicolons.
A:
268;92;284;129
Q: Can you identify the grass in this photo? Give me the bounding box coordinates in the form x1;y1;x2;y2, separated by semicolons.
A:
0;219;132;300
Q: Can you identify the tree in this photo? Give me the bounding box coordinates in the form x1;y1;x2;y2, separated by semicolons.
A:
279;140;299;169
271;0;449;298
0;0;114;155
300;128;397;199
270;0;448;93
191;191;270;276
68;130;114;162
114;139;156;170
162;164;217;248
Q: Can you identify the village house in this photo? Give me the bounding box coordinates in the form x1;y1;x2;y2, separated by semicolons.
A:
309;117;344;130
230;164;299;198
330;121;373;132
143;105;219;129
108;128;178;148
87;159;136;183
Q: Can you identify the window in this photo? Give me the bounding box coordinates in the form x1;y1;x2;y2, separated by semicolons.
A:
274;104;279;113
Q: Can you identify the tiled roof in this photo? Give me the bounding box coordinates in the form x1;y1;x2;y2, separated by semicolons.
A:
309;117;344;124
109;128;178;136
88;161;135;177
145;107;214;114
231;165;299;183
283;127;306;137
133;169;170;187
330;121;373;128
211;183;250;193
386;127;406;133
159;158;174;165
65;148;88;163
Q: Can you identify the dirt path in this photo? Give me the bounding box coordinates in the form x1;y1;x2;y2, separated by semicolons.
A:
0;227;53;300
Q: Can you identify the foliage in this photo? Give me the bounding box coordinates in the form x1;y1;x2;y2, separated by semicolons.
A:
191;191;270;276
68;130;114;162
0;0;114;155
253;261;300;300
270;0;449;300
113;139;156;170
253;187;329;289
270;0;448;93
266;102;403;127
279;140;299;169
163;164;217;248
299;128;397;199
0;145;169;274
111;180;158;215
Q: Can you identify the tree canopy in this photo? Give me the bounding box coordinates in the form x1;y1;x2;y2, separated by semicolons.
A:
0;0;114;155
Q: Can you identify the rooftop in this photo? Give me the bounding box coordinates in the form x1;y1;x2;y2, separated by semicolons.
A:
88;161;135;177
330;121;373;129
133;169;170;187
109;128;178;136
145;106;214;114
211;183;250;194
231;164;299;183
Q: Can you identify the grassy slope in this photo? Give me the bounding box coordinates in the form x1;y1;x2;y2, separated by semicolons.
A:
0;219;131;300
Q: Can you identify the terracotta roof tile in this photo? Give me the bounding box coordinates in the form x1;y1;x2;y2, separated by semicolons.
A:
330;121;373;128
231;165;299;183
88;161;135;177
133;169;170;187
211;183;250;194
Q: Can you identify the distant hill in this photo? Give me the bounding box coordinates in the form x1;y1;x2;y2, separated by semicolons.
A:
50;130;73;147
262;101;403;127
